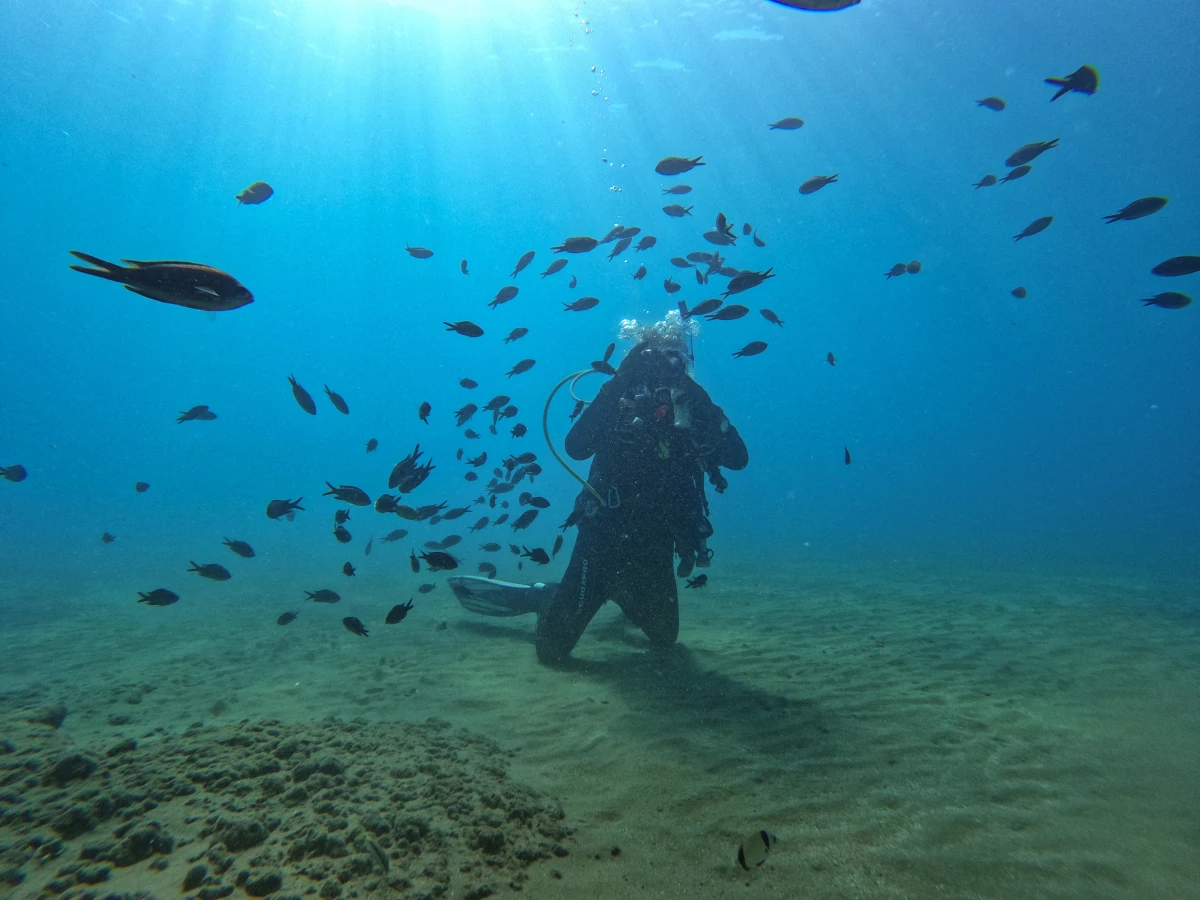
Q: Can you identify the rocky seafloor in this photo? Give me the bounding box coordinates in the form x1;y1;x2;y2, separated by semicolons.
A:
0;704;573;900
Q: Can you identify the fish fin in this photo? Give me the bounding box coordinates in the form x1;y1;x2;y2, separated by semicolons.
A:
123;285;161;300
1047;82;1070;101
68;250;122;271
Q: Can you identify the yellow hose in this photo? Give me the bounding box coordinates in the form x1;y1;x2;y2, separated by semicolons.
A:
543;369;607;506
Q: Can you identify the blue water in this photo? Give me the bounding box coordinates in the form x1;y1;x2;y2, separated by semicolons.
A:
1;0;1198;596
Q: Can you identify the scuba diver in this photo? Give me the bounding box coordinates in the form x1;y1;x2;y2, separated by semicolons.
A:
451;312;748;664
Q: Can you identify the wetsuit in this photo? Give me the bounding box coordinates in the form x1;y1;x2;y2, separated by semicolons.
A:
536;349;748;663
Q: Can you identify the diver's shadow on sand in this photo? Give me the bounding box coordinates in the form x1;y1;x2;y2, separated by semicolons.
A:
456;614;831;751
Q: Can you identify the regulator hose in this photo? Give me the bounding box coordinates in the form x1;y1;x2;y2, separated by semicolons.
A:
542;369;607;506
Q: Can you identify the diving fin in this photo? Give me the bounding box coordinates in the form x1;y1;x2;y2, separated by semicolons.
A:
449;576;553;618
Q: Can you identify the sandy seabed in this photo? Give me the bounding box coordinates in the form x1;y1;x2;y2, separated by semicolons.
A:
1;561;1197;900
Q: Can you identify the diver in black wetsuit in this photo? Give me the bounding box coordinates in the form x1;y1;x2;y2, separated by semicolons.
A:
452;317;747;664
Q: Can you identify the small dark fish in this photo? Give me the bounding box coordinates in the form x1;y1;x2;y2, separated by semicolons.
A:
490;286;519;309
663;278;681;294
799;174;837;194
827;352;836;366
560;295;598;312
333;525;352;543
633;265;647;281
1000;165;1031;184
418;583;436;593
509;544;522;555
480;542;501;552
552;534;563;557
138;588;179;607
541;259;568;278
511;423;527;438
1013;216;1053;241
469;516;490;532
177;405;216;423
1151;256;1200;277
478;562;498;578
655;156;705;176
288;375;317;415
1104;197;1168;224
1006;139;1058;168
1011;287;1028;299
405;244;433;259
635;236;657;251
507;359;535;378
685;574;707;588
722;268;775;298
683;298;722;318
324;385;349;414
459;378;478;389
465;429;481;439
367;538;375;562
608;236;632;260
560;507;583;531
906;260;922;274
753;231;766;247
324;482;371;506
976;97;1005;111
381;528;409;543
1141;292;1192;309
276;611;298;625
885;263;906;279
305;588;340;603
366;438;378;453
769;117;804;130
742;223;752;236
974;174;998;189
569;399;585;420
511;250;536;277
343;616;369;637
552;236;599;254
662;185;692;194
706;304;749;321
844;446;852;465
703;230;736;246
342;562;356;577
410;550;420;573
267;498;303;519
445;320;484;337
671;257;694;269
568;275;578;288
603;342;616;363
733;341;768;358
385;600;414;624
416;401;431;424
760;309;784;327
663;204;693;218
460;259;469;274
376;494;399;513
135;481;150;493
189;561;231;581
521;546;550;565
455;403;479;426
1045;64;1099;101
335;508;351;524
442;506;471;521
420;550;458;572
235;181;273;204
511;509;539;531
505;327;528;343
101;532;116;544
68;252;254;312
223;538;255;558
526;496;551;509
